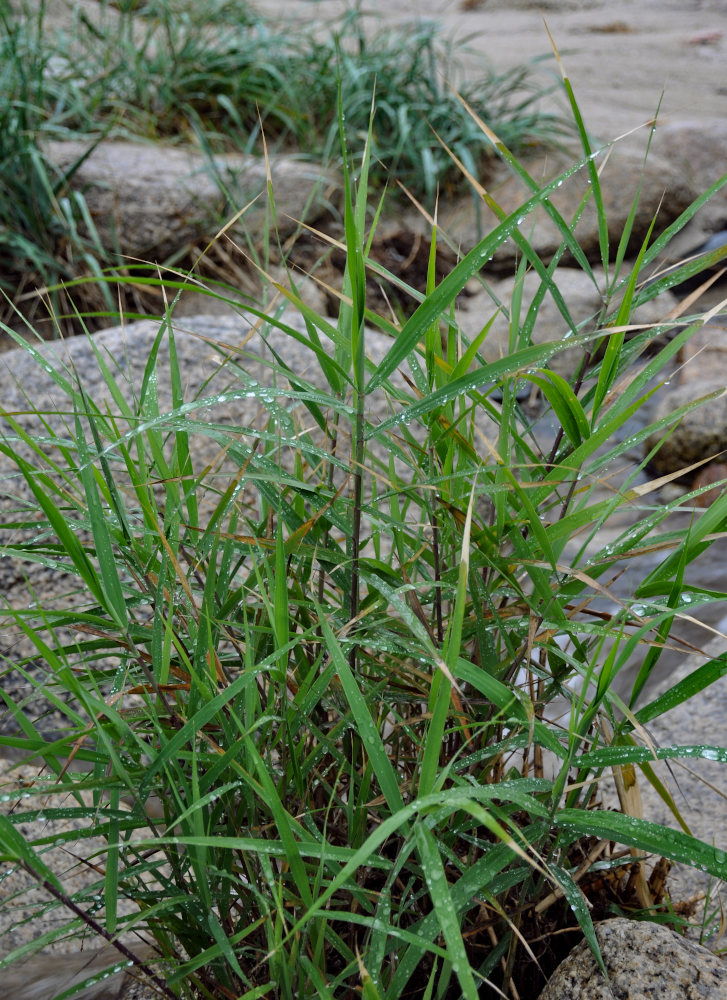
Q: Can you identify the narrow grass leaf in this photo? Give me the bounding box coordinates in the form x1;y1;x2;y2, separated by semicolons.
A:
317;609;405;817
635;653;727;725
556;809;727;879
523;371;589;450
74;404;128;628
414;823;479;1000
548;863;605;977
0;813;64;892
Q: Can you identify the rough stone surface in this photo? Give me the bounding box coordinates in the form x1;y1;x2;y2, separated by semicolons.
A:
45;139;339;261
538;918;727;1000
675;323;727;389
1;945;154;1000
641;316;727;480
0;756;160;999
644;378;727;476
653;122;727;226
254;0;727;143
0;311;498;691
626;626;727;913
467;0;599;9
648;219;727;283
692;461;727;507
439;145;695;268
458;266;675;380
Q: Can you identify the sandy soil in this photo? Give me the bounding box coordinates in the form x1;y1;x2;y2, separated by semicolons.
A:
258;0;727;141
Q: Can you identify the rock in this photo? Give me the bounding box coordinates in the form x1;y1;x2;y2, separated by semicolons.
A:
0;308;499;479
122;978;161;1000
685;229;727;261
676;324;727;388
458;266;674;380
653;121;727;224
0;310;499;672
642;122;727;293
621;625;727;906
439;143;695;269
1;944;154;1000
44;140;340;262
169;263;330;322
538;917;727;1000
644;378;727;477
692;461;727;507
649;227;727;296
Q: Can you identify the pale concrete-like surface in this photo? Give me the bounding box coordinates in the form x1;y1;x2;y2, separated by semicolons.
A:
257;0;727;140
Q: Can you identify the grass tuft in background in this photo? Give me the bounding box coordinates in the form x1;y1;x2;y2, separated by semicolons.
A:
1;0;568;332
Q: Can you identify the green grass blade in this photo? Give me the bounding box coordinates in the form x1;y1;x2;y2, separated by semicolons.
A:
524;371;589;450
419;485;474;797
317;610;405;818
104;788;120;935
548;863;605;977
414;823;479;1000
0;813;64;893
635;653;727;726
556;809;727;879
74;403;128;628
366;162;593;394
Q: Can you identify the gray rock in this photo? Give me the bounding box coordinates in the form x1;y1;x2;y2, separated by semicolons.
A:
458;266;674;380
624;626;727;910
2;948;131;1000
674;326;727;391
439;144;695;269
649;228;727;295
644;378;727;476
0;945;158;1000
538;918;727;999
641;122;727;293
653;121;727;225
44;139;339;261
647;223;727;296
689;231;727;258
0;310;499;699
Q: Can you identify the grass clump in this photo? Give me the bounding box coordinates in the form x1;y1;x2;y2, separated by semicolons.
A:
2;42;727;1000
0;0;567;329
34;0;564;196
276;15;565;199
0;2;116;327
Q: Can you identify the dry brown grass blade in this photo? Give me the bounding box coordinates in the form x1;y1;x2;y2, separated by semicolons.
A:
611;759;655;908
